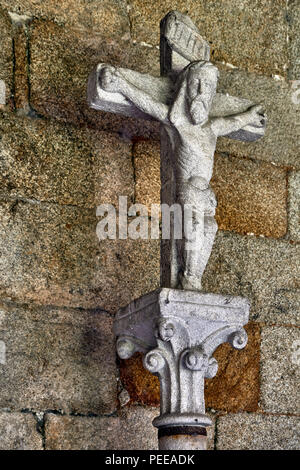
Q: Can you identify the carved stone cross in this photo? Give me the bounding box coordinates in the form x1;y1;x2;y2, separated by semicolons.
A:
88;11;266;450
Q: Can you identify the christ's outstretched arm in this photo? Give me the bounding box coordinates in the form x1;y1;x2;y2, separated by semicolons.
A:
99;66;169;124
211;104;266;137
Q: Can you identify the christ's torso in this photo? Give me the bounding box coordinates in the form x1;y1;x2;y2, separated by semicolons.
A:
166;121;217;187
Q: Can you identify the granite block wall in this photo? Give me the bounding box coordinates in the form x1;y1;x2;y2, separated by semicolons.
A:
0;0;299;450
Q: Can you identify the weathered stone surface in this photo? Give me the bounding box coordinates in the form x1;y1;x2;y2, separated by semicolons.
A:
127;0;289;77
0;300;117;414
120;353;160;407
288;171;300;241
202;231;300;325
96;237;160;312
211;154;287;238
0;112;133;208
288;0;300;79
45;406;215;450
0;197;96;308
29;20;160;139
12;24;30;112
116;407;159;450
45;415;120;450
217;413;300;450
133;140;288;238
45;407;158;450
216;68;300;169
260;326;300;414
0;10;13;109
1;0;130;35
120;322;260;413
205;323;260;412
0;412;43;450
0;196;159;311
133;140;160;208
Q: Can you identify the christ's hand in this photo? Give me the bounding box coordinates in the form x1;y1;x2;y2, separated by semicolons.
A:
212;103;267;136
246;104;266;127
99;66;121;93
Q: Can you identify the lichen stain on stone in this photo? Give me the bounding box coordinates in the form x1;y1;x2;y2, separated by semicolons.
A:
205;322;261;413
119;352;160;407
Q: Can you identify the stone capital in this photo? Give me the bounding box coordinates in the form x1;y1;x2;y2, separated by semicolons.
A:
114;289;249;430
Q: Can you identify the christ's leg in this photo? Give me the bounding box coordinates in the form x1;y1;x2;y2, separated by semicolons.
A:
180;213;217;290
177;181;217;291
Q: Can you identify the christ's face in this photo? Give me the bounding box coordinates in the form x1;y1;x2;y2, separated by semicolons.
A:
186;63;218;125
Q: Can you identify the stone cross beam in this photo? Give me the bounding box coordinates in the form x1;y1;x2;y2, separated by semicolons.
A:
88;11;266;451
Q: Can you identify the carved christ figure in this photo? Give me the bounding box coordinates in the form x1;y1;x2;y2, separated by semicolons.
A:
88;11;266;291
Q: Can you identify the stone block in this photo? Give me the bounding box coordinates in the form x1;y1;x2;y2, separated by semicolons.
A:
116;407;159;450
0;10;13;109
120;322;260;413
0;300;117;414
0;111;134;208
127;0;289;77
216;68;300;169
288;0;300;79
0;412;43;450
45;415;121;450
288;170;300;241
260;326;300;414
202;231;300;325
211;154;287;238
133;140;161;208
0;197;97;309
96;236;160;312
1;0;130;36
0;196;160;311
29;20;160;139
217;413;300;450
45;407;158;450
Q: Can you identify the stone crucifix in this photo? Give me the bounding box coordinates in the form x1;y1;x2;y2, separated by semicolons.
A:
88;11;266;450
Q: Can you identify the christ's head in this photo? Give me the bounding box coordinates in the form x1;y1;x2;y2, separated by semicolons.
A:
186;61;219;125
